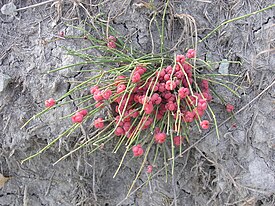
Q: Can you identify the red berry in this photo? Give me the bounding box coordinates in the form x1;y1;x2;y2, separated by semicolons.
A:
173;136;184;146
144;102;154;114
200;120;210;129
123;121;131;132
132;144;144;157
115;127;125;136
165;101;176;111
165;80;176;90
108;36;117;42
197;99;207;111
154;127;160;134
93;90;103;101
147;165;153;173
178;87;189;99
193;107;205;119
117;84;126;93
102;89;112;100
151;93;159;101
94;117;104;128
183;63;192;71
132;72;141;83
159;69;166;77
158;83;166;92
186;49;196;58
202;92;212;101
129;109;139;118
175;71;184;79
156;113;163;120
163;91;172;99
45;98;56;108
135;66;147;75
78;109;88;116
165;65;173;73
183;111;195;123
72;112;84;123
115;116;124;126
155;132;166;144
90;86;99;94
201;79;209;90
176;55;185;64
164;74;170;81
226;103;234;112
107;41;116;49
141;117;153;130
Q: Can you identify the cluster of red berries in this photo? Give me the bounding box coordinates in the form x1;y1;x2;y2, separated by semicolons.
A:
88;49;216;157
45;49;235;162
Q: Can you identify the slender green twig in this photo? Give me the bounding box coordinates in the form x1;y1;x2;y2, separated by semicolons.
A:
200;4;275;42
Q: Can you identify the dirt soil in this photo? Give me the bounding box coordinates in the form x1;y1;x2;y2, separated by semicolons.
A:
0;0;275;205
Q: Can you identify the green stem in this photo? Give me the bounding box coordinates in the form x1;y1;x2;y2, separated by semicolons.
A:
160;0;170;53
200;4;275;42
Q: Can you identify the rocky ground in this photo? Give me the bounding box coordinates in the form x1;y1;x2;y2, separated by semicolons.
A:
0;0;274;205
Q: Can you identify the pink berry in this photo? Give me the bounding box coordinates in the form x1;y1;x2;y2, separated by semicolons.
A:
132;144;144;157
117;84;126;93
193;107;205;119
114;127;123;136
176;55;186;64
78;109;88;116
165;101;176;111
155;132;166;144
94;117;104;129
197;99;207;111
164;74;170;81
132;72;141;83
226;103;234;112
186;49;196;58
108;36;117;42
165;80;176;90
129;109;139;118
93;90;103;101
147;165;153;173
72;112;84;123
159;70;166;77
90;86;99;94
45;98;56;108
200;120;210;129
165;65;173;73
102;89;112;100
155;127;160;134
135;66;147;75
178;87;190;99
173;136;184;146
144;102;154;114
183;111;195;123
201;80;209;91
107;41;116;49
123;121;131;132
155;97;162;105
